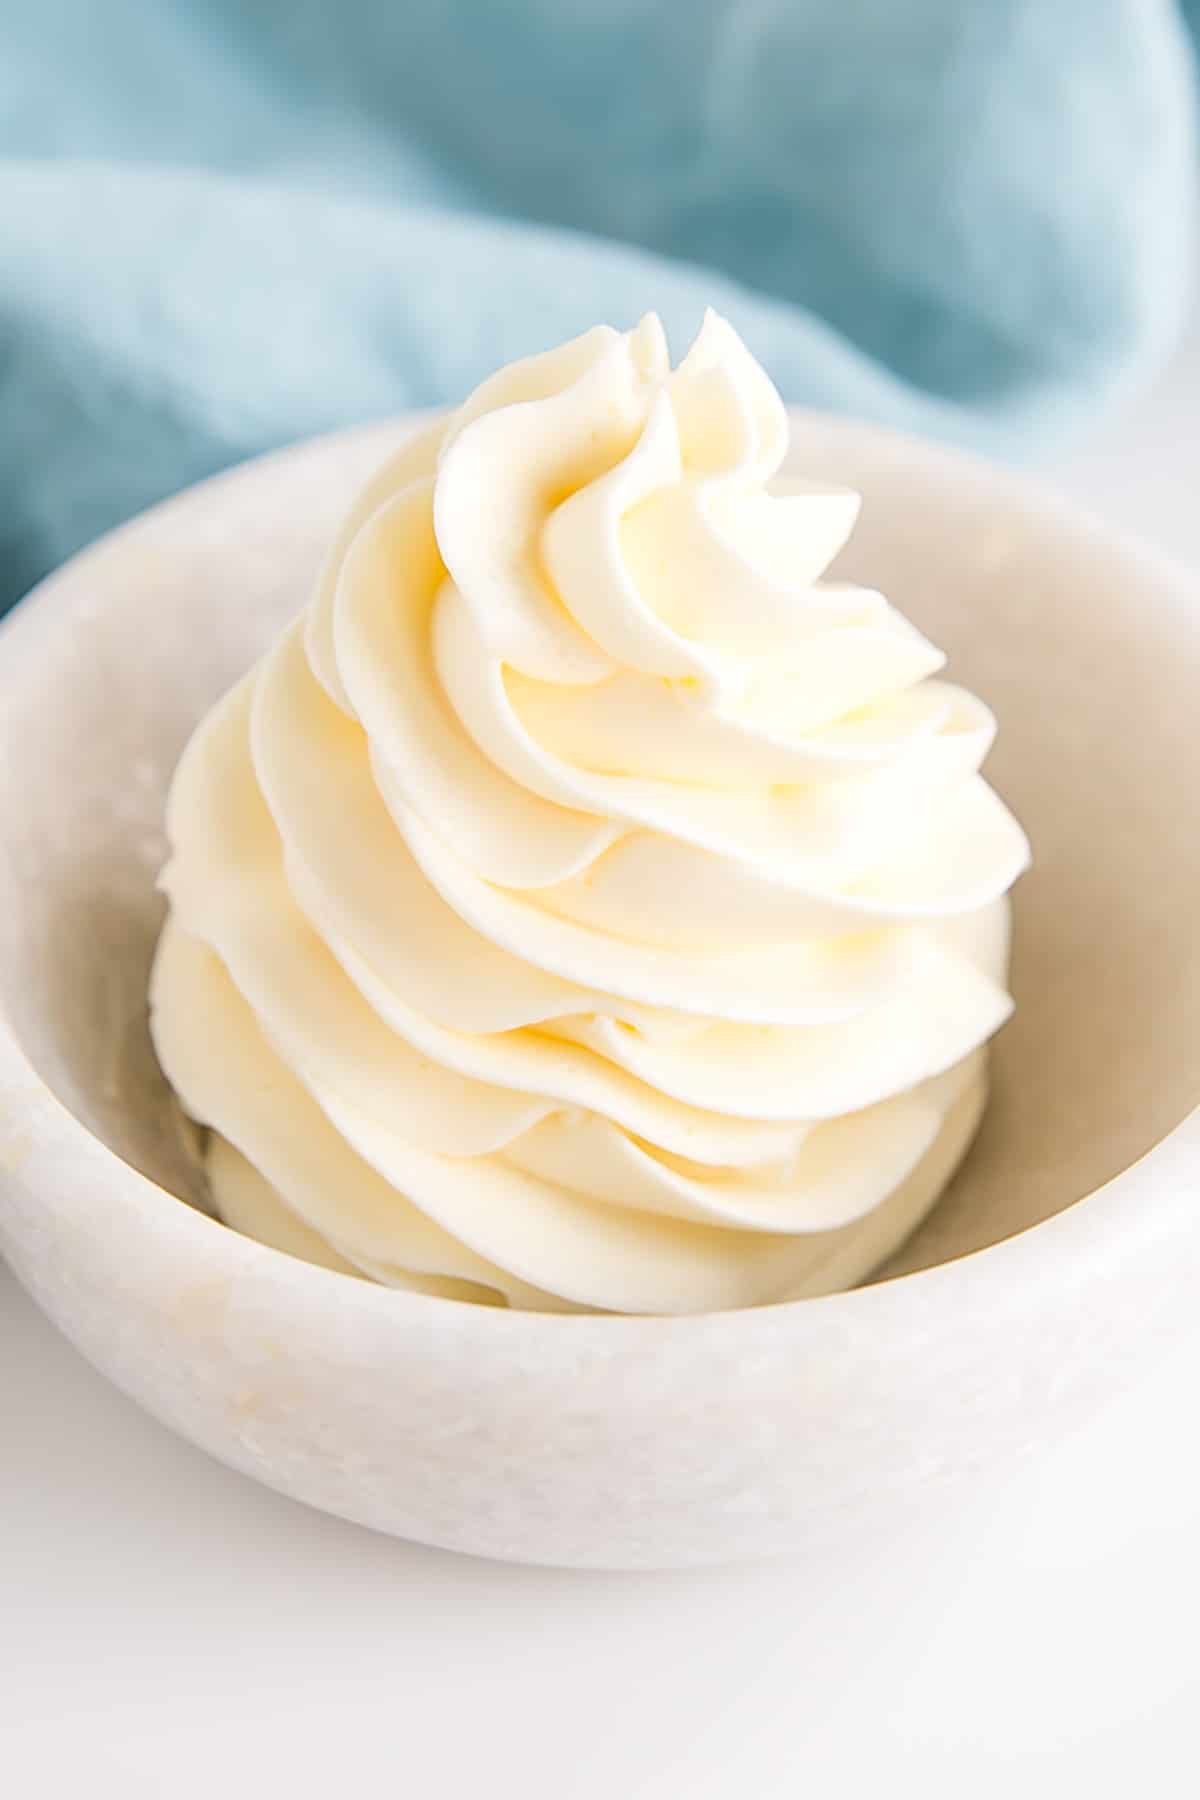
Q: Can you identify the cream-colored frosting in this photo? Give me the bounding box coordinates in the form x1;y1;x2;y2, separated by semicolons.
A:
150;311;1029;1314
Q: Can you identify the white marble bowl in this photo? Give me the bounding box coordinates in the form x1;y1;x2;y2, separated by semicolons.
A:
1;416;1198;1569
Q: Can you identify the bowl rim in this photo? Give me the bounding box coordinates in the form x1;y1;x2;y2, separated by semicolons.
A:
2;409;1198;1335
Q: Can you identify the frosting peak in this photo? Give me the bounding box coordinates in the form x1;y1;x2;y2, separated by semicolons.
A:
151;311;1029;1313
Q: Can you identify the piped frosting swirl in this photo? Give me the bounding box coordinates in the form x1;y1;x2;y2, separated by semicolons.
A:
151;312;1029;1313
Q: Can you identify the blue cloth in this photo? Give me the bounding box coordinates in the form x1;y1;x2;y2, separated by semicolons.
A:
2;1;1197;616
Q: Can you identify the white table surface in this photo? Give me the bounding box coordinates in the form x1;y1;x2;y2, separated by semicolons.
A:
4;336;1200;1799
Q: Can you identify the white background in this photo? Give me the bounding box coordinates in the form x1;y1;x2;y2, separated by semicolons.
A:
3;335;1200;1797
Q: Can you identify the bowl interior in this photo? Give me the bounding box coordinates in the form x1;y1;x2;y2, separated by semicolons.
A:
2;417;1198;1286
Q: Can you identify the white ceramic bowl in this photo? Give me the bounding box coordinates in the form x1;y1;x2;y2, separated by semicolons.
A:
1;416;1198;1570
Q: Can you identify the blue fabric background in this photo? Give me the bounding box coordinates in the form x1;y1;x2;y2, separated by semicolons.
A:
2;1;1198;615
